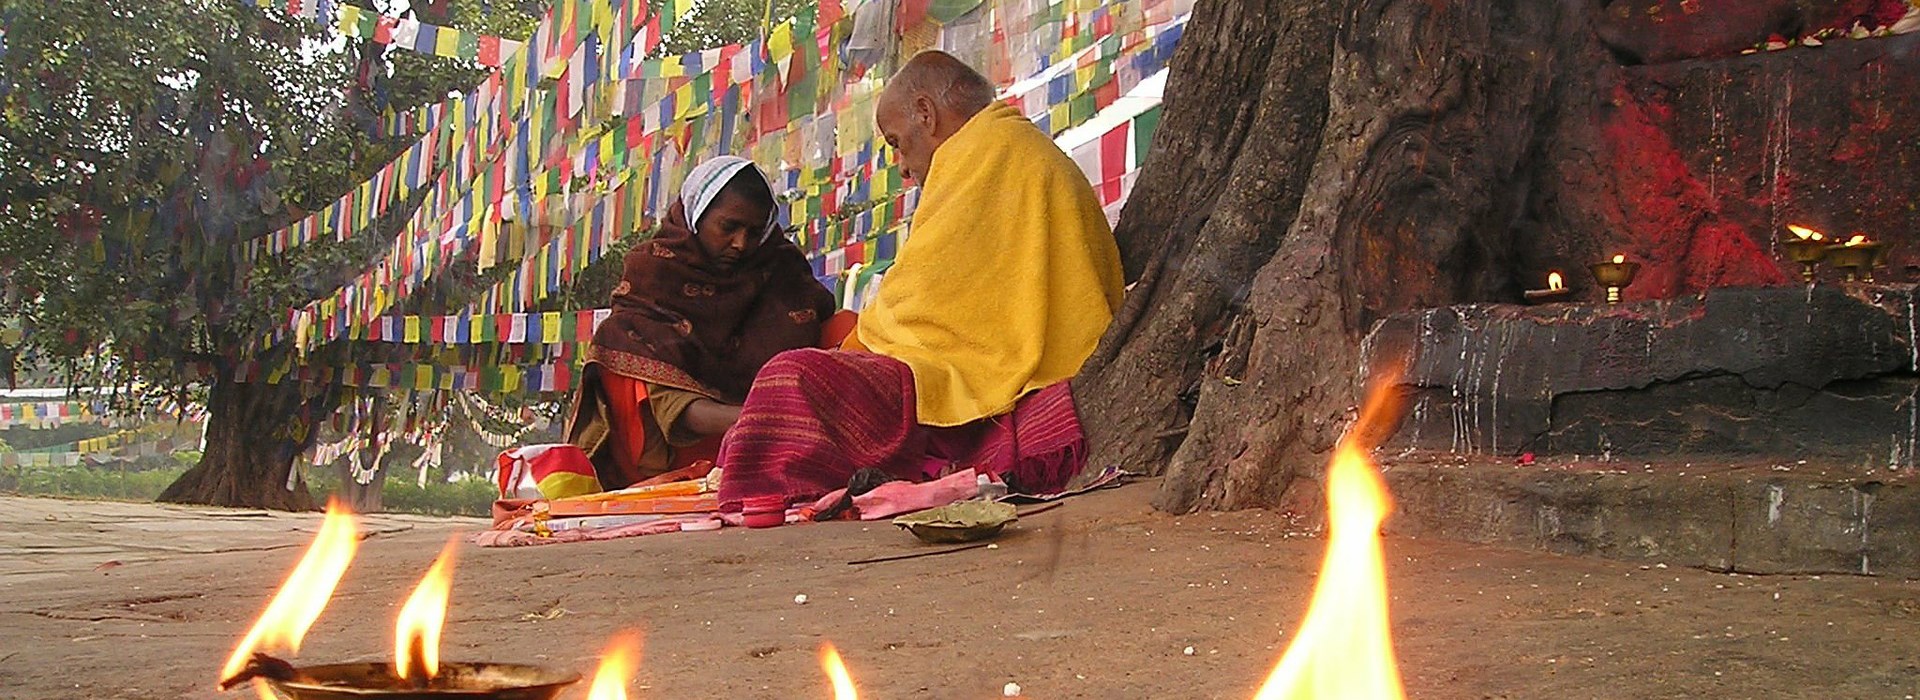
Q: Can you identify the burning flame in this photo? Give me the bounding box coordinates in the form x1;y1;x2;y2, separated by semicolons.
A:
1611;254;1626;264
1788;224;1825;241
1547;271;1564;291
220;501;361;693
394;539;459;681
820;642;859;700
585;631;644;700
1253;375;1408;700
1845;234;1870;247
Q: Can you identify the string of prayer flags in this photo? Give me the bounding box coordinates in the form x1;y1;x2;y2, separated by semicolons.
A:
271;0;649;350
333;5;525;66
272;0;1190;357
250;0;524;67
358;309;612;345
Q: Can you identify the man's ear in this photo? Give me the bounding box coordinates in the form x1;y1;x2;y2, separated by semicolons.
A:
912;93;939;130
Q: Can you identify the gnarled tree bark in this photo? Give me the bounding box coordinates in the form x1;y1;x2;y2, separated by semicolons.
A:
158;361;340;510
1077;0;1600;512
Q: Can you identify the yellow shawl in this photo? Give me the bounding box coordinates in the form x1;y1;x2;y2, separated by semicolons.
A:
849;102;1124;427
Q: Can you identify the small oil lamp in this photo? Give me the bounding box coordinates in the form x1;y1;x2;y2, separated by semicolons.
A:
1522;271;1571;303
219;507;581;700
1783;224;1829;282
1588;254;1640;303
1824;234;1886;282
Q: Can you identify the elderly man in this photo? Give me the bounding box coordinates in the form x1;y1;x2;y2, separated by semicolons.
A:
715;50;1123;514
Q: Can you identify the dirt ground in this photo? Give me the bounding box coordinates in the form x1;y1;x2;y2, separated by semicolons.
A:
2;483;1917;700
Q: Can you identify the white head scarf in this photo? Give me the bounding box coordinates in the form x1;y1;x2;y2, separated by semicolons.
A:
680;156;780;241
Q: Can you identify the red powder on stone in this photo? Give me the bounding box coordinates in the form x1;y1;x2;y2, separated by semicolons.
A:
1598;81;1787;298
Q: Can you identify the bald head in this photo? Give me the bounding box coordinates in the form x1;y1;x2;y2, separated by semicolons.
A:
876;51;998;184
880;51;997;120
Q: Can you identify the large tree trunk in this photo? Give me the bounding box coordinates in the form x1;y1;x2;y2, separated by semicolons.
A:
158;363;338;510
1072;0;1341;478
1078;0;1594;512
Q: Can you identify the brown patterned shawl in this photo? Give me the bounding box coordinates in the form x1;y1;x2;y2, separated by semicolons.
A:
588;198;834;403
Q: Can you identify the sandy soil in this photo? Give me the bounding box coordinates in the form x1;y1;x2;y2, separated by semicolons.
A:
2;484;1917;699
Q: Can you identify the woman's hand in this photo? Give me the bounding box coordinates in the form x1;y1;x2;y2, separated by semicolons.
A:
678;399;744;437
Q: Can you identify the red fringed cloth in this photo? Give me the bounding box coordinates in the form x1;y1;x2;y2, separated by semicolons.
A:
714;348;1087;510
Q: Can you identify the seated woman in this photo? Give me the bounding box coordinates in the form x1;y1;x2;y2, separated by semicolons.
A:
565;156;837;491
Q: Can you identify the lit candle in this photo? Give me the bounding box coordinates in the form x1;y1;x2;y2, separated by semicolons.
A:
1787;224;1823;241
1547;271;1564;291
1611;254;1626;264
1845;234;1869;247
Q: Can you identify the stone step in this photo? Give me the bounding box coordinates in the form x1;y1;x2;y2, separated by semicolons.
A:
1378;452;1920;578
1362;285;1920;466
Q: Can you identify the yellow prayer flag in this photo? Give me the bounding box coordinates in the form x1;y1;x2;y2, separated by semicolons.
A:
768;24;795;59
1049;103;1070;134
674;83;698;119
542;312;562;344
404;316;421;342
478;216;500;269
416;366;434;391
502;367;522;393
437;27;460;57
337;5;363;36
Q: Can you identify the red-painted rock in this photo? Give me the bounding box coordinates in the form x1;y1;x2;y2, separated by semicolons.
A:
1533;33;1920;300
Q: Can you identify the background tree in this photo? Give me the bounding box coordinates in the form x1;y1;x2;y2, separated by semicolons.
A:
0;0;537;509
1;0;814;510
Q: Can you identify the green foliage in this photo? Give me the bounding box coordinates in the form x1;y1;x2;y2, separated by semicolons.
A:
0;422;112;451
0;460;191;502
0;458;494;517
0;0;539;390
301;464;497;517
655;0;816;56
378;473;497;517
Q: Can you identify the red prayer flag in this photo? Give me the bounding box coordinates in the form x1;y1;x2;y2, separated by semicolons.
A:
818;0;844;27
478;35;502;66
1099;122;1131;205
1094;78;1122;111
896;0;928;31
374;16;397;44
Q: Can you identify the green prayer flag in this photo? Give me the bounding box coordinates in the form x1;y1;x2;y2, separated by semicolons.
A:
693;72;712;111
458;32;479;61
928;0;985;23
1133;104;1163;168
1069;92;1095;127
